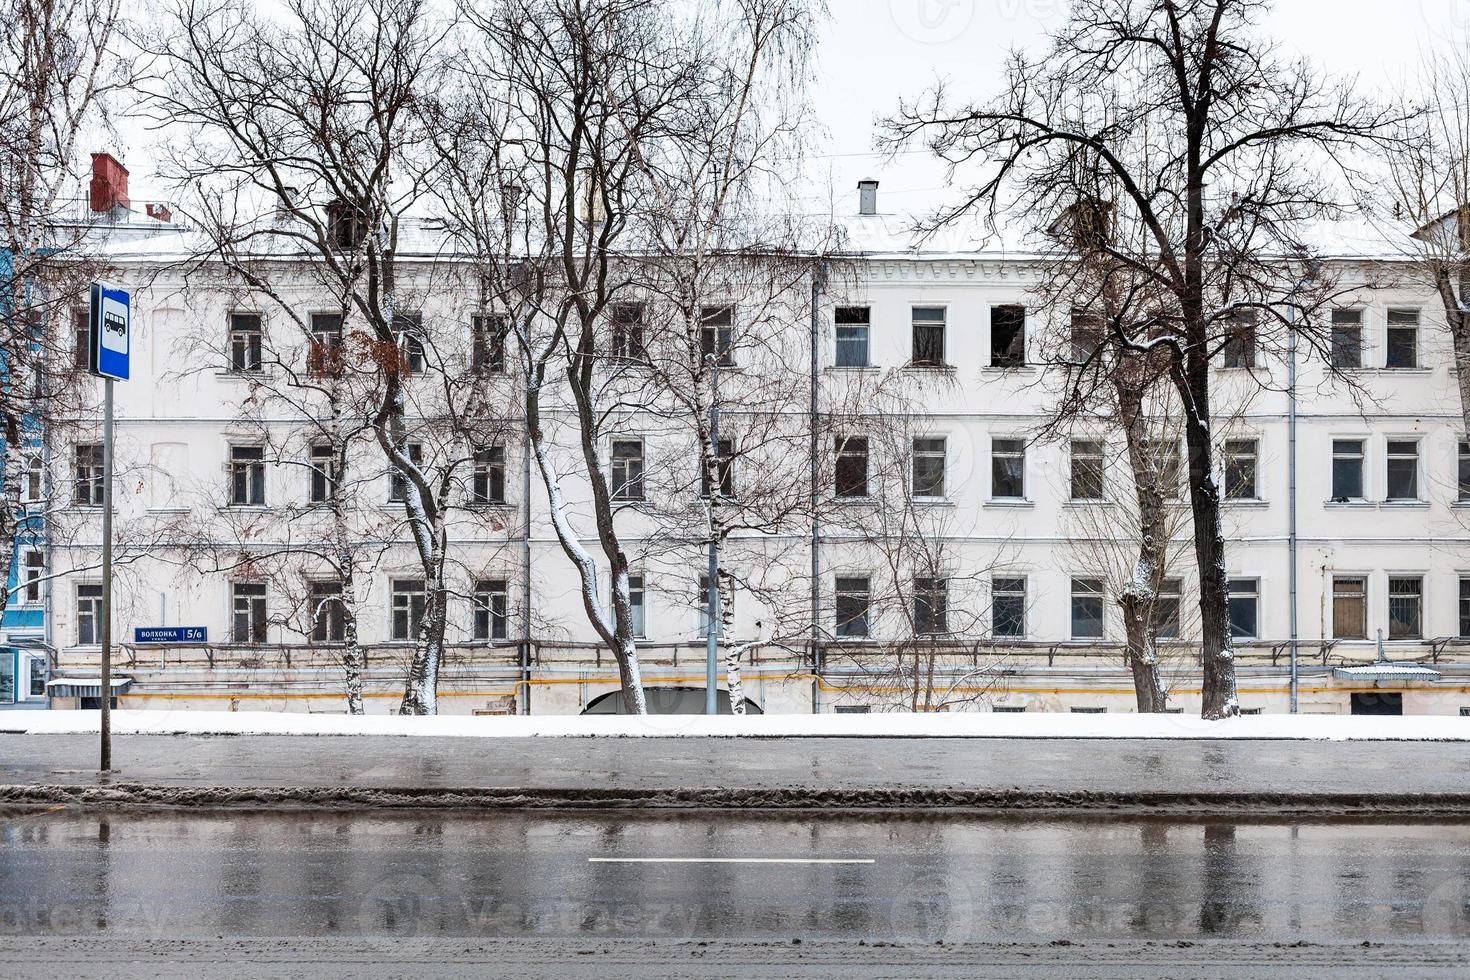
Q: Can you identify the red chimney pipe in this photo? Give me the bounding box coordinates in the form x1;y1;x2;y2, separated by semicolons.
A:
90;153;130;213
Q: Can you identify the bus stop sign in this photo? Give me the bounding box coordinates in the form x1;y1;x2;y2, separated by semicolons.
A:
89;281;130;381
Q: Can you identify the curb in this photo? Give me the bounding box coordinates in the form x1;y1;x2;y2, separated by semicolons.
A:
7;783;1470;817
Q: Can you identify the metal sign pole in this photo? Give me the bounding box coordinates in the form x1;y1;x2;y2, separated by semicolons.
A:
100;377;113;771
706;356;720;716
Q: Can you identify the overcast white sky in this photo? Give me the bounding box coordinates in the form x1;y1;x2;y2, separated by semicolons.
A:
804;0;1470;214
117;0;1470;216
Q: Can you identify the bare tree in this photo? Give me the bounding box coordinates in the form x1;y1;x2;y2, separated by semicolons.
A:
882;0;1396;717
149;0;489;714
1382;39;1470;431
0;0;133;635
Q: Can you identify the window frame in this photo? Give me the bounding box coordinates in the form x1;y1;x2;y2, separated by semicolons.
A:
307;312;345;378
392;311;426;376
910;306;946;368
1385;309;1419;369
1385;438;1421;502
308;442;339;504
698;305;736;367
1221;308;1257;369
75;583;103;646
834;435;870;499
387;441;425;503
834;305;871;368
1330;438;1366;501
609;438;645;502
227;311;264;374
1329;308;1363;369
231;581;269;645
472;444;507;506
307;579;347;644
1387;575;1423;640
1070;576;1106;640
390;577;427;642
1222;437;1259;500
1069;439;1106;502
1228;578;1259;640
912;575;949;636
472;313;508;374
19;548;43;605
228;444;267;507
990;436;1027;500
910;436;947;499
988;304;1027;368
73;443;103;507
835;574;872;639
1331;575;1368;640
991;575;1027;639
473;577;510;641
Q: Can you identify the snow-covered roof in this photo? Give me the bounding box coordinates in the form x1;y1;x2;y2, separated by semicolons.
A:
1331;663;1443;682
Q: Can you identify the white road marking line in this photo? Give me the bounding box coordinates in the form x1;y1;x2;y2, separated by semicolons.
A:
588;857;875;864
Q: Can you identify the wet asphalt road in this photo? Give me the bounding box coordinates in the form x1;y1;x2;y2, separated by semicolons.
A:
2;809;1470;977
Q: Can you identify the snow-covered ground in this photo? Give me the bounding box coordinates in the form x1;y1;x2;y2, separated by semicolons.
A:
3;708;1469;740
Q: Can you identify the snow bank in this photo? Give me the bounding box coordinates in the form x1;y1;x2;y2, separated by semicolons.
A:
3;709;1469;741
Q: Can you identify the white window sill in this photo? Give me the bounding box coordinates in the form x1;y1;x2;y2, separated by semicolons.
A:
826;365;879;374
1223;498;1269;508
1381;499;1430;509
1063;498;1112;508
981;365;1036;374
985;498;1034;508
902;363;957;373
215;370;268;380
833;495;876;505
910;497;955;507
1324;499;1373;508
223;504;269;511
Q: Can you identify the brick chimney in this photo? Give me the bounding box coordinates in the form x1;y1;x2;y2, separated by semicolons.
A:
145;203;172;223
89;153;130;213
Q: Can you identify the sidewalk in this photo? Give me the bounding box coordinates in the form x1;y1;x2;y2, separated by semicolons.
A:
3;711;1470;815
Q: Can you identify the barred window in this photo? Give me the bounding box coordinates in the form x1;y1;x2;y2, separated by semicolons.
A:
1388;576;1422;640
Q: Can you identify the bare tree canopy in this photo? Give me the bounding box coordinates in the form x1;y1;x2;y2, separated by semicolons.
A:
881;0;1399;718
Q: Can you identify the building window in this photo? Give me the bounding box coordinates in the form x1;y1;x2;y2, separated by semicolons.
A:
911;306;945;367
913;576;948;636
228;312;263;372
1228;579;1259;639
76;583;103;645
1069;311;1102;363
834;704;871;714
1331;439;1364;501
911;437;946;498
991;438;1026;499
20;549;43;604
699;305;735;366
309;443;339;503
1140;439;1181;498
1223;438;1258;500
308;313;344;377
1459;578;1470;638
992;576;1026;638
73;443;103;505
393;312;426;375
1071;577;1105;639
388;442;424;503
1156;578;1182;639
1385;309;1418;369
1386;440;1419;501
700;438;734;498
21;454;42;504
473;578;509;641
610;439;644;501
472;445;506;505
1222;308;1256;368
989;305;1026;367
697;574;729;638
327;200;367;249
1070;440;1105;501
1330;309;1362;369
1388;576;1423;640
1332;576;1367;640
835;575;871;638
231;582;268;644
625;574;646;638
608;305;643;362
473;313;507;373
1459;442;1470;503
72;308;89;370
835;436;869;498
308;580;346;643
229;445;266;506
391;578;426;641
835;306;870;368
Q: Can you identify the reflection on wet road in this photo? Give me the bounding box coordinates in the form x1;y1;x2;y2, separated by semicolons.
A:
2;809;1468;946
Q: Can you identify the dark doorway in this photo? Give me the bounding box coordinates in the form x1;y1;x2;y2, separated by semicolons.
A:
1350;692;1403;716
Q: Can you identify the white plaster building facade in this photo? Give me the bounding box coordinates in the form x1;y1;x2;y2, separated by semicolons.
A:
37;186;1470;717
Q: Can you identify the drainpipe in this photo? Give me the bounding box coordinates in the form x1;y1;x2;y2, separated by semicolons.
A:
809;261;826;713
521;368;533;716
1288;295;1299;714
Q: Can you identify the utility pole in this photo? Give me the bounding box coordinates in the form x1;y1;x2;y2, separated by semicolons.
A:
89;282;130;772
